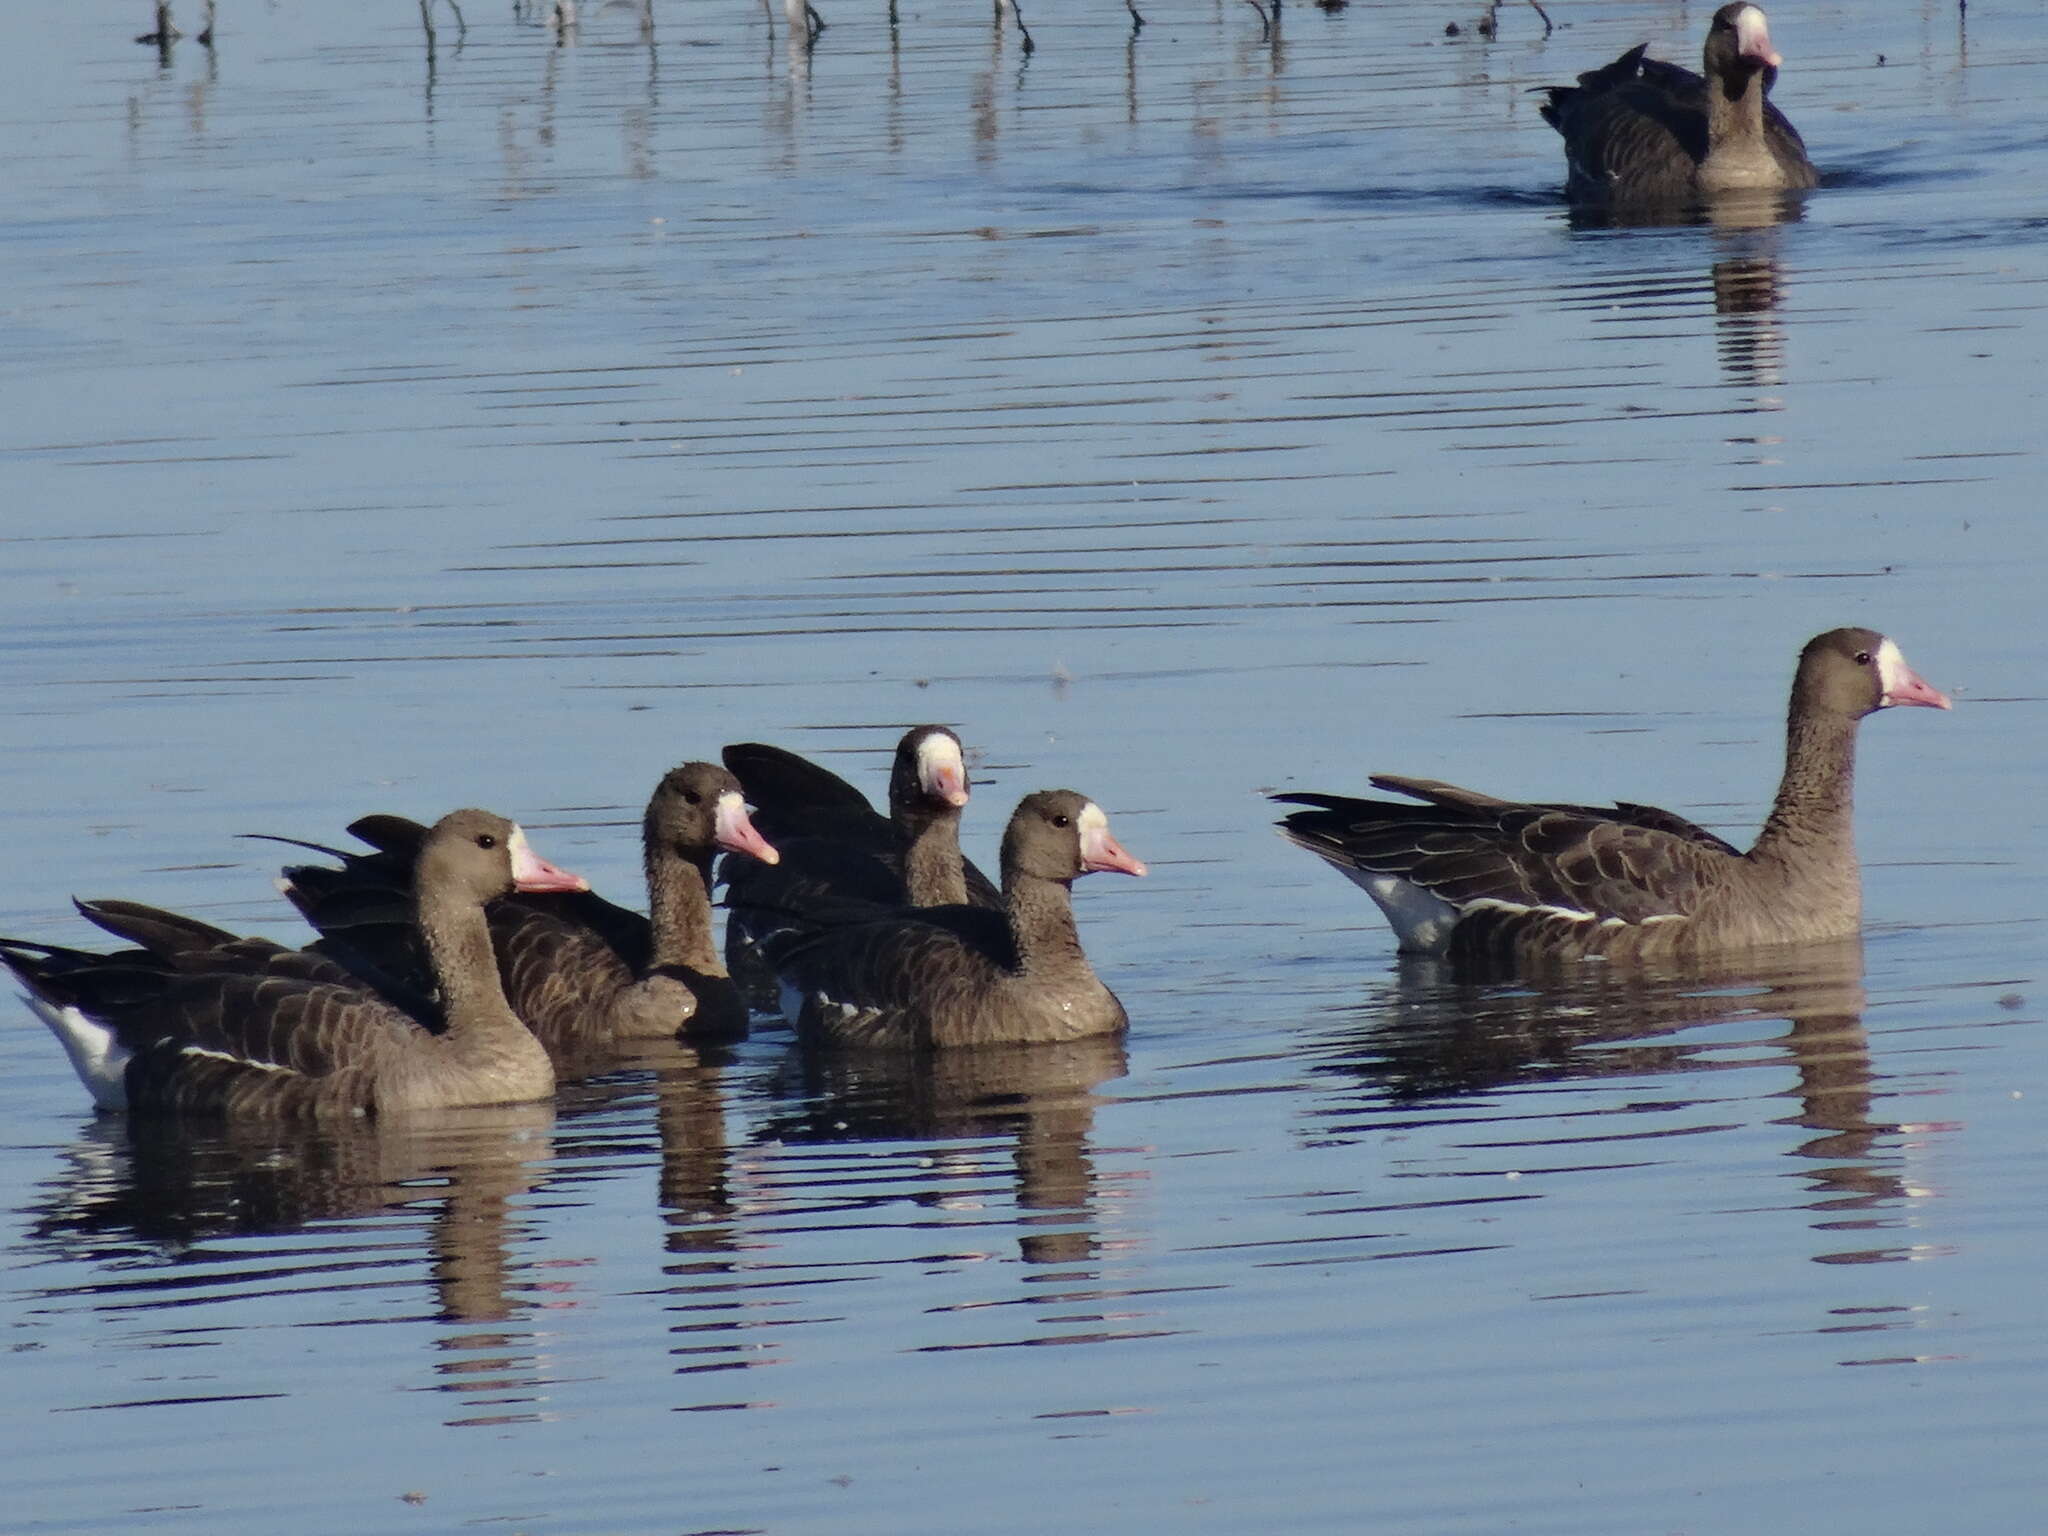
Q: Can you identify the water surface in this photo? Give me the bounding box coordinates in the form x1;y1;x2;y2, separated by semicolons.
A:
3;1;2045;1531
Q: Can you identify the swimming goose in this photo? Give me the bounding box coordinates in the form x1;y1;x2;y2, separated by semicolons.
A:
758;789;1146;1049
1;810;587;1117
722;726;1001;1007
1540;3;1819;206
1273;629;1949;971
276;763;777;1054
724;726;999;907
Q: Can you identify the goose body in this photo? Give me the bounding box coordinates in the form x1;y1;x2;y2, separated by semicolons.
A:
2;811;587;1118
1275;629;1948;972
759;790;1146;1049
1540;3;1818;206
277;763;777;1056
722;727;1001;1008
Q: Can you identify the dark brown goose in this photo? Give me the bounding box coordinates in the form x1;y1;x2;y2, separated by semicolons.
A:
759;790;1146;1050
0;810;587;1118
1273;629;1949;971
276;763;777;1055
723;725;999;908
1540;3;1819;207
722;726;1001;1007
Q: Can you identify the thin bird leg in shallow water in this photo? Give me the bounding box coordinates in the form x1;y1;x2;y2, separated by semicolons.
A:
774;0;825;40
138;0;179;44
1126;0;1144;29
1484;0;1552;36
995;0;1034;53
768;0;824;38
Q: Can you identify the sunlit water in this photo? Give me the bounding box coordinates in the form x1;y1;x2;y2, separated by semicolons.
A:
3;1;2045;1531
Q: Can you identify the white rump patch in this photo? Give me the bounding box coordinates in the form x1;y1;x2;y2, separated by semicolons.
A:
1334;870;1463;953
26;996;130;1111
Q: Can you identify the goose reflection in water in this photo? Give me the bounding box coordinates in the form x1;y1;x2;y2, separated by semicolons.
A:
25;1103;556;1323
756;1034;1127;1267
1302;941;1923;1225
552;1045;744;1258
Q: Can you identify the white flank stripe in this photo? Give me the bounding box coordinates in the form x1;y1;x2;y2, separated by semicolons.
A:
178;1045;296;1074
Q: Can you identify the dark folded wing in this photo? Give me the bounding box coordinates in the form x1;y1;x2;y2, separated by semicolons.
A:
75;898;367;988
1275;787;1738;924
488;904;642;1045
1540;48;1710;201
1365;776;1740;856
723;741;893;849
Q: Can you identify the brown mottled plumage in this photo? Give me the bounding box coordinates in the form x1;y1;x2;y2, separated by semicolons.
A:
1275;629;1949;972
2;810;586;1118
759;790;1147;1050
277;763;775;1057
1540;3;1818;207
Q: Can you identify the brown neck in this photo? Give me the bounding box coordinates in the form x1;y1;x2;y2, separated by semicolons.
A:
1708;62;1768;149
1002;870;1091;981
416;886;525;1043
1751;701;1861;869
900;804;969;907
646;843;721;975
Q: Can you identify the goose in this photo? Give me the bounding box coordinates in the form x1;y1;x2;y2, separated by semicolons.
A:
1;810;587;1118
721;726;1002;1007
1540;3;1819;207
723;726;998;907
1273;629;1949;971
758;790;1146;1049
275;762;777;1055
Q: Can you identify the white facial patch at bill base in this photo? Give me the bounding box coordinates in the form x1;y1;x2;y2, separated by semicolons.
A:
917;733;969;805
509;824;540;883
1732;5;1779;66
1874;637;1913;706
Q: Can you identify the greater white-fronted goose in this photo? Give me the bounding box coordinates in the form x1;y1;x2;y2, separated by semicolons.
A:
1273;629;1949;971
758;790;1147;1050
1540;3;1819;207
724;726;999;906
1;810;587;1118
276;763;777;1054
722;726;1002;1007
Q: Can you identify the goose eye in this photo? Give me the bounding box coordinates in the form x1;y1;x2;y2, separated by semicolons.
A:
1854;651;1872;665
683;790;702;805
1052;814;1071;828
476;833;498;850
